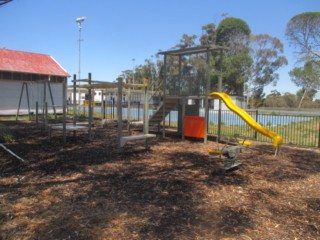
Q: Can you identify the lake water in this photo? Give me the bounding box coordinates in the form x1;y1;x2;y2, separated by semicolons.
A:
90;107;313;126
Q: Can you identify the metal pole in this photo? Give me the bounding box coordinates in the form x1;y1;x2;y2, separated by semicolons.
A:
73;74;77;125
47;79;57;122
16;82;25;121
25;83;31;120
217;49;223;142
78;22;82;79
182;97;186;141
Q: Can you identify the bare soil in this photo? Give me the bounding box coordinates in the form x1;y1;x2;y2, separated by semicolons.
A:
0;120;319;240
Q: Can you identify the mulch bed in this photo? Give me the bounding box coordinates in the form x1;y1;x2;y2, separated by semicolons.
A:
0;120;319;240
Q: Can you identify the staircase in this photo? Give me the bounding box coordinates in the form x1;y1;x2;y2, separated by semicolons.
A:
149;97;177;127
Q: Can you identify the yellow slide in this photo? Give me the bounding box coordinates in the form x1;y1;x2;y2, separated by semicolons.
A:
209;92;282;147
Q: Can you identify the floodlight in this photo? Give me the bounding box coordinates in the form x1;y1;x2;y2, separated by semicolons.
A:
76;17;87;23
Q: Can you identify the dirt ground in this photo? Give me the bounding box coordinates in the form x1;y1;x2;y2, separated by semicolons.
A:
0;120;319;240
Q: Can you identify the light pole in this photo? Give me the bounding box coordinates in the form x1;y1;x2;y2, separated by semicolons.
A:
76;16;87;80
132;58;135;85
76;16;86;105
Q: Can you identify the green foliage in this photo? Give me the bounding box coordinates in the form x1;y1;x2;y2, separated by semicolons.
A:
0;126;15;143
286;12;320;62
216;17;251;45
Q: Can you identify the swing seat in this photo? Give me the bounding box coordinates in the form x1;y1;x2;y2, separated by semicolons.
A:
208;149;222;155
238;139;252;147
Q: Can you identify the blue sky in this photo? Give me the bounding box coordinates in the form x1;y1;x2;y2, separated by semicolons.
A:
1;0;319;97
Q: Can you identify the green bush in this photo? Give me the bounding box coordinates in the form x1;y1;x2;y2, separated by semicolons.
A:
0;127;15;143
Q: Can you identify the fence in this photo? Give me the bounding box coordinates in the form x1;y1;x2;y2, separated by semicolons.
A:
166;109;320;148
208;110;320;147
69;103;320;148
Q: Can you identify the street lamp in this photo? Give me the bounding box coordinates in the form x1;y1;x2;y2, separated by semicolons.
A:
132;58;135;85
76;16;87;79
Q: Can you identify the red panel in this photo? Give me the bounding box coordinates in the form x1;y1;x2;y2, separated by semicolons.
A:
184;116;205;139
0;49;69;77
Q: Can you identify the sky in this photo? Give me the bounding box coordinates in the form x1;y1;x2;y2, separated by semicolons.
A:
1;0;319;98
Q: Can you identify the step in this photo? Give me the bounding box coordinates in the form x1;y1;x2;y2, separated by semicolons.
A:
120;134;156;147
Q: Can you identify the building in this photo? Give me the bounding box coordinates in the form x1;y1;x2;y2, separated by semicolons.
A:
0;48;70;115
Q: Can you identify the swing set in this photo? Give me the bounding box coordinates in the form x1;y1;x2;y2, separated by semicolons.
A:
16;79;57;128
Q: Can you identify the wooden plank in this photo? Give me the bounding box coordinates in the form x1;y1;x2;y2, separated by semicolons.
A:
120;134;156;147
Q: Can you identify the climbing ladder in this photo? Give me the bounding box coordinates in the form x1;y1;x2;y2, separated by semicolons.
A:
149;97;177;127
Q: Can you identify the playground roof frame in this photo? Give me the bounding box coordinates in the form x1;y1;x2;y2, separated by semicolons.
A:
158;45;228;56
157;44;228;144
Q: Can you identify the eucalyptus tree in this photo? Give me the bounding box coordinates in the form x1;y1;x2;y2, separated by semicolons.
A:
200;23;216;46
286;12;320;63
247;34;288;106
214;17;252;95
289;60;320;109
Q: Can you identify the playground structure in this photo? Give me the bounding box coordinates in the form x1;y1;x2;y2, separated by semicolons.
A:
156;45;227;143
23;44;282;162
50;73;156;151
155;45;282;160
16;79;60;127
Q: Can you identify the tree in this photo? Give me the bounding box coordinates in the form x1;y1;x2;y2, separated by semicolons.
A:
282;92;297;108
214;17;252;95
216;17;251;55
247;34;288;107
200;23;216;46
175;34;197;49
289;61;320;109
285;12;320;63
296;88;317;101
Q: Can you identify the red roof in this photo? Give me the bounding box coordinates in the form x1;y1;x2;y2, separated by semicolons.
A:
0;48;70;77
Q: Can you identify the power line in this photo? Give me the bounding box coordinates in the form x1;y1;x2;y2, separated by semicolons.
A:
0;0;13;6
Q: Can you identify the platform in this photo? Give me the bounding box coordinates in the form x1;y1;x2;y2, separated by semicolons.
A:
120;134;156;147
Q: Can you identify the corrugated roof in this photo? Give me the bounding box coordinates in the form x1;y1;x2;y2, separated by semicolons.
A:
0;48;70;77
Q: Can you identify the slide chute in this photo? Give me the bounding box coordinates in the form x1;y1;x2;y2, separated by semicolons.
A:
209;92;282;147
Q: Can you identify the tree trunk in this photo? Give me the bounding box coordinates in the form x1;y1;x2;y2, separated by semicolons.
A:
297;89;308;110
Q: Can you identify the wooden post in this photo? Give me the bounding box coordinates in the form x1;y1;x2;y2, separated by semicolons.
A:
204;48;210;144
36;101;39;128
88;73;92;140
162;54;167;138
62;78;67;144
318;121;320;148
143;83;149;135
182;97;186;141
128;86;132;135
101;90;104;120
44;102;48;131
117;77;123;152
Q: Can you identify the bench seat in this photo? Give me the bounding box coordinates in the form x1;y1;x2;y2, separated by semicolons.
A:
120;134;156;147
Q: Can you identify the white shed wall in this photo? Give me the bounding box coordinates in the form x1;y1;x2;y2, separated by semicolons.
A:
0;80;64;115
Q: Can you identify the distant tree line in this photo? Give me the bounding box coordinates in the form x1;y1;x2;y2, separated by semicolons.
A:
119;12;320;109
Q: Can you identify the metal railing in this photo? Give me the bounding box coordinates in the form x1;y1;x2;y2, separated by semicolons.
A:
68;104;320;148
165;109;320;148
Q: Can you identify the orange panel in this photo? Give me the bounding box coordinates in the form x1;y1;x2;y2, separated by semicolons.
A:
184;116;205;139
